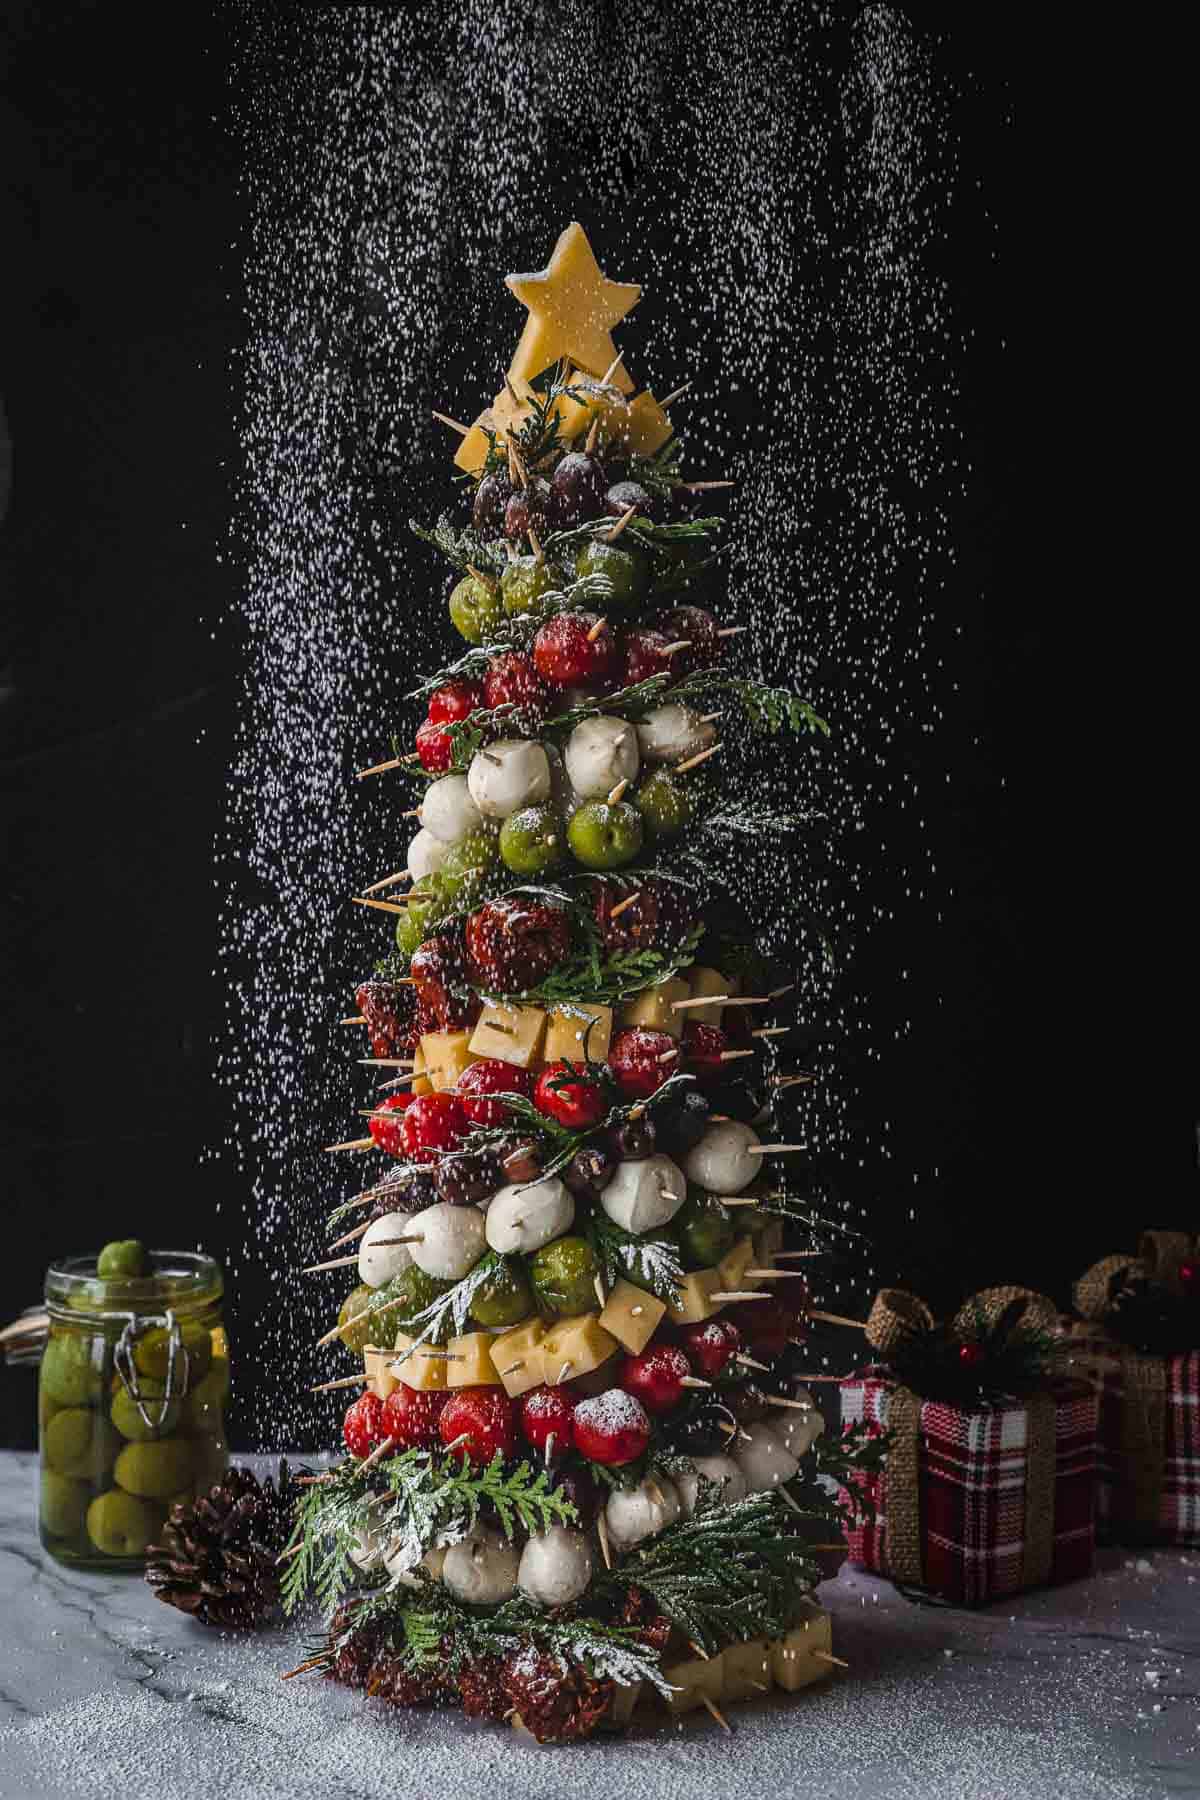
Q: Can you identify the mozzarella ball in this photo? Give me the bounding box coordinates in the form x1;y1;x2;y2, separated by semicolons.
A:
564;715;640;800
406;1201;487;1280
600;1154;686;1235
682;1121;761;1195
675;1453;749;1517
732;1421;800;1493
358;1210;415;1289
420;774;484;844
635;704;716;765
467;739;551;819
518;1525;593;1608
484;1177;573;1255
604;1475;681;1552
408;828;450;884
385;1544;447;1589
773;1390;826;1459
441;1527;520;1607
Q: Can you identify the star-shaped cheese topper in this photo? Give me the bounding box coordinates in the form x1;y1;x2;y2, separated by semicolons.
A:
505;222;640;395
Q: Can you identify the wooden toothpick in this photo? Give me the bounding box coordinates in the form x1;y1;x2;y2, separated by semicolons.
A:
586;615;609;642
701;1694;733;1734
716;624;748;639
745;1143;806;1156
606;778;629;805
351;895;412;916
810;1310;867;1332
431;410;469;437
661;381;692;408
673;741;722;775
302;1253;363;1274
309;1373;370;1394
605;503;638;542
609;890;642;919
323;1137;374;1153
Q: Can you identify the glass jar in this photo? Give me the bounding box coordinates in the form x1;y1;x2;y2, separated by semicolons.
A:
39;1250;228;1568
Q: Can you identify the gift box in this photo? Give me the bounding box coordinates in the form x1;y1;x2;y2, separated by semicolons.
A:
839;1285;1098;1607
1064;1231;1200;1548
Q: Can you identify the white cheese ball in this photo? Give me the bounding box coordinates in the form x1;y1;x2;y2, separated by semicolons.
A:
441;1527;520;1607
564;715;640;800
675;1453;749;1517
604;1475;681;1551
406;1201;487;1281
484;1177;573;1255
407;827;450;884
518;1525;593;1608
600;1154;686;1235
773;1390;826;1459
732;1421;800;1493
385;1544;447;1590
682;1121;761;1195
420;774;484;844
635;704;716;765
358;1210;415;1289
467;738;551;819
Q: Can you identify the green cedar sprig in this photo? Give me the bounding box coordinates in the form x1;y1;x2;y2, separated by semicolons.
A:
877;1299;1057;1408
479;920;705;1007
409;515;508;576
584;1213;685;1305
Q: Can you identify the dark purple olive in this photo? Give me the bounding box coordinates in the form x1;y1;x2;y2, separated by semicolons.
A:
433;1152;499;1207
609;1116;657;1161
563;1142;616;1200
604;479;657;521
473;470;514;539
654;1087;711;1156
547;1465;601;1525
504;477;553;542
549;452;607;528
661;1399;738;1457
724;1380;770;1423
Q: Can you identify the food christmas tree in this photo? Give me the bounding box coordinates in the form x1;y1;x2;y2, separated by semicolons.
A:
284;223;883;1741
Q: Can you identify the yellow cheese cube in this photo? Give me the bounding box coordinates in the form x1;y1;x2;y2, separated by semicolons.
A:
419;1029;473;1092
491;1319;547;1397
542;1003;614;1066
661;1653;725;1715
469;1003;547;1068
363;1346;399;1402
666;1268;722;1325
716;1236;758;1294
598;1278;667;1354
769;1603;833;1693
625;389;675;457
721;1637;774;1702
389;1333;448;1392
619;977;690;1040
684;966;734;1029
446;1332;502;1387
410;1044;433;1098
540;1312;618;1385
609;1680;642;1728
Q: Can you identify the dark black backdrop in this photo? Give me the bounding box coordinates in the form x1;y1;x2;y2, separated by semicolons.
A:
0;3;1187;1449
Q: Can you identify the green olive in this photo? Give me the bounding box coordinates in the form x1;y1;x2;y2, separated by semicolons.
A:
337;1284;377;1355
500;554;561;618
384;1266;455;1342
40;1331;105;1409
133;1319;212;1388
43;1408;120;1480
113;1437;194;1501
574;540;648;616
528;1236;599;1319
435;830;498;907
183;1362;229;1433
633;767;693;846
86;1488;165;1556
469;1258;534;1330
675;1190;735;1269
97;1239;148;1279
41;1471;90;1540
448;573;504;643
395;879;441;957
111;1379;183;1443
623;1228;681;1294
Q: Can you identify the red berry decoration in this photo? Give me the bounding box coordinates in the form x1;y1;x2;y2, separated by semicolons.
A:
483;650;548;719
658;603;721;672
410;934;478;1031
398;1091;468;1164
1179;1260;1199;1297
355;978;417;1060
438;1386;515;1466
958;1342;986;1369
620;626;682;687
677;1318;742;1380
682;1021;730;1083
455;1058;534;1126
532;612;618;690
343;1391;387;1460
464;896;571;992
608;1026;678;1099
518;1384;577;1455
619;1344;695;1416
367;1092;415;1156
533;1060;608;1130
415;718;455;772
571;1389;651;1466
381;1382;449;1451
428;680;483;725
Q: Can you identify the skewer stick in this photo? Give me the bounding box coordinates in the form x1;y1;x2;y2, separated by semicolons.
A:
753;1026;789;1039
679;1375;711;1390
606;779;630;805
771;1074;815;1089
295;1472;337;1486
594;1275;607;1309
584;417;601;455
597;1509;613;1570
377;1072;418;1090
609;890;642;919
328;1221;372;1250
672;993;731;1011
503;374;522;407
431;410;469;438
661;381;692;408
600;355;624;386
745;1144;806;1156
316;1291;406;1349
324;1138;375;1153
673;740;722;775
684;479;735;491
358;1435;399;1474
745;1268;812;1280
351;896;411;916
309;1373;370;1394
720;1049;755;1062
605;503;638;542
688;1641;711;1661
656;1048;679;1063
812;1651;849;1670
809;1310;867;1331
701;1695;733;1734
716;625;748;639
357;1058;414;1069
735;1354;770;1371
527;524;543;563
721;1197;760;1207
356;755;417;780
774;1250;823;1260
698;710;723;723
340;1016;367;1026
708;1291;768;1303
767;1395;818;1412
276;1541;304;1564
303;1254;363;1273
362;868;411;894
586;615;609;642
466;564;497;593
280;1654;333;1680
659;639;692;656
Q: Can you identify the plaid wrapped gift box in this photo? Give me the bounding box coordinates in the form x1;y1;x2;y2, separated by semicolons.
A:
1062;1333;1200;1547
840;1369;1098;1607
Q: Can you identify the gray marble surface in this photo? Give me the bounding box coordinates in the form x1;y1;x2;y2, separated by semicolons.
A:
0;1451;1196;1800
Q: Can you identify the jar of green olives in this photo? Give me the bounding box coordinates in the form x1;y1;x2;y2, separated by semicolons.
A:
38;1243;228;1569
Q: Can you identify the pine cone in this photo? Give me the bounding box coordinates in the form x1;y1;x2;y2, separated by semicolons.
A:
144;1463;295;1630
457;1655;509;1721
619;1586;672;1656
366;1644;453;1709
326;1606;382;1689
501;1647;614;1744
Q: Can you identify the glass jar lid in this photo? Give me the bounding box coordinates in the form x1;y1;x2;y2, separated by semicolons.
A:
45;1250;223;1323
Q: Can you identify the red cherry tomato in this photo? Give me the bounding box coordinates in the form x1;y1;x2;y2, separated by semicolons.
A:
398;1092;467;1164
381;1382;449;1451
619;1344;694;1416
368;1092;415;1157
517;1384;577;1455
571;1389;651;1466
428;680;483;725
343;1391;387;1460
533;1060;608;1130
438;1386;516;1466
415;719;454;772
455;1058;535;1127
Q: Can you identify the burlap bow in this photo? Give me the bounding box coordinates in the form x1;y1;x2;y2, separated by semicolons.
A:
1067;1229;1197;1535
862;1283;1061;1591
